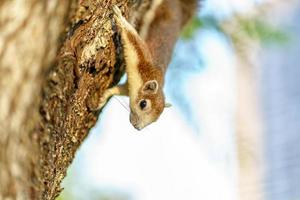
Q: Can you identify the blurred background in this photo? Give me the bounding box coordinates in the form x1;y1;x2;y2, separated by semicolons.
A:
58;0;300;199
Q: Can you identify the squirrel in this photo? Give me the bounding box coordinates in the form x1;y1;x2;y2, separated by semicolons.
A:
96;1;197;130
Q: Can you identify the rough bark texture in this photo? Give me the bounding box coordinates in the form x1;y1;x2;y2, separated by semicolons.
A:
0;0;134;199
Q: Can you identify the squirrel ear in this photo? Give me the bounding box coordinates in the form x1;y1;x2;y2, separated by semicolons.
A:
143;80;159;94
165;103;172;108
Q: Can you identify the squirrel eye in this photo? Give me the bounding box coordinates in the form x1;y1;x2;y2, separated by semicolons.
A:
139;100;147;110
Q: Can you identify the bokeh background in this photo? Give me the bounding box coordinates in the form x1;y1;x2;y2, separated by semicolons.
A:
58;0;300;199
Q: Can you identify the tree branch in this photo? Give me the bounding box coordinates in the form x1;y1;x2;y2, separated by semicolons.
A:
38;1;130;199
0;0;131;199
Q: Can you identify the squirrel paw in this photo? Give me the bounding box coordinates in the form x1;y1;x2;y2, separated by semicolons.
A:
89;94;110;111
96;95;110;110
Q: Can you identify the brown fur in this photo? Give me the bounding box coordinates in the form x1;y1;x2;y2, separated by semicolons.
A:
178;0;199;26
111;1;198;129
126;30;164;85
144;0;198;73
123;0;198;86
126;0;198;126
127;30;165;123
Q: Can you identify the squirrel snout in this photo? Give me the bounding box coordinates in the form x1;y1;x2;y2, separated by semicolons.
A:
130;113;143;131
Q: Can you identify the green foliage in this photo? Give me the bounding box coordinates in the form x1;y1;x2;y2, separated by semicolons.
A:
181;16;220;40
181;15;290;46
181;17;203;39
237;17;290;45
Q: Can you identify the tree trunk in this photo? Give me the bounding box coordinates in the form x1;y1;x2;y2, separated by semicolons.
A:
0;0;131;199
236;59;264;200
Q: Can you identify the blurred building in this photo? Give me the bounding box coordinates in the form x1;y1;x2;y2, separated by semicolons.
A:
260;2;300;200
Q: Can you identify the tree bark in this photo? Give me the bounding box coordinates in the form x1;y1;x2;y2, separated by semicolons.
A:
0;0;131;199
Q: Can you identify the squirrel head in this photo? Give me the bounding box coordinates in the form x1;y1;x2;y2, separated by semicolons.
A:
129;79;165;130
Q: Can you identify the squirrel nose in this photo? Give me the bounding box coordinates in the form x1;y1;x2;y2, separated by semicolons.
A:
130;113;139;125
130;112;138;124
130;113;142;130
